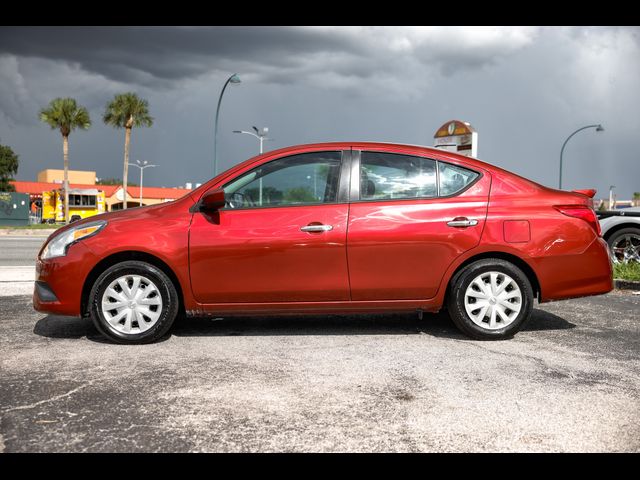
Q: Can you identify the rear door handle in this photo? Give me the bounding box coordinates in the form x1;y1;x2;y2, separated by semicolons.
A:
300;224;333;233
447;218;478;228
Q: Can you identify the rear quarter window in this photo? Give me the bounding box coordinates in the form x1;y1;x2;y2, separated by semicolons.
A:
439;162;479;196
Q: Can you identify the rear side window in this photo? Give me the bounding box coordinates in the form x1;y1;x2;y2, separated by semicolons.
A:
360;152;437;200
439;162;479;196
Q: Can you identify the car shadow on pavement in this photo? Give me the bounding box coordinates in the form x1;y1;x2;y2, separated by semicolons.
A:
32;315;171;344
523;308;577;332
34;315;98;339
172;312;450;338
33;308;575;343
170;308;575;340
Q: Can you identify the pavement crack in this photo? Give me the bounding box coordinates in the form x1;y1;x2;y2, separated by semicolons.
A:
1;381;93;414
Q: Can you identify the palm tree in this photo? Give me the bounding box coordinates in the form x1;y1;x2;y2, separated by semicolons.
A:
103;93;153;210
39;98;91;223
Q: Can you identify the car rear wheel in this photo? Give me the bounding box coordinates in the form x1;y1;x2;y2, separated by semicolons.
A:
607;227;640;264
447;259;533;340
89;260;179;344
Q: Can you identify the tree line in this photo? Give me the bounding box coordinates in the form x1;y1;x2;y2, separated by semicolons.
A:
0;143;19;193
38;93;153;223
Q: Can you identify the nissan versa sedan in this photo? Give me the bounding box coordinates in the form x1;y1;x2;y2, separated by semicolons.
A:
33;142;613;343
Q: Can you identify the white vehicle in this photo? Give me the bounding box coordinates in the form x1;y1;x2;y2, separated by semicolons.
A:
599;207;640;263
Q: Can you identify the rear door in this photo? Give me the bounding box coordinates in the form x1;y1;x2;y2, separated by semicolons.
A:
346;149;490;300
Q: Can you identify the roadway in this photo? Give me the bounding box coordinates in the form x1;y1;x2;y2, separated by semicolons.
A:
0;236;45;266
0;236;45;296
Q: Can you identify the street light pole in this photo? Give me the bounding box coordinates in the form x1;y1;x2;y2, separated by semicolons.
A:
233;127;272;206
609;185;616;210
232;126;271;154
214;73;241;176
559;124;604;189
127;160;157;207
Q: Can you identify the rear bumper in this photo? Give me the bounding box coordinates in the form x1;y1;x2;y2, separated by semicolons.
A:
33;242;98;317
533;237;613;302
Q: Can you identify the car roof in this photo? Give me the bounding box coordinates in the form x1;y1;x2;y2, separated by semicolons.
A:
258;141;496;171
263;141;547;187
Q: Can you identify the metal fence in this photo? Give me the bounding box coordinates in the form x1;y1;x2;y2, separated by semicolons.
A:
29;207;42;225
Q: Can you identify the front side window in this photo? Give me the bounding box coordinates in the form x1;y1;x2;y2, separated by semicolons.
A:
360;152;437;200
223;151;342;209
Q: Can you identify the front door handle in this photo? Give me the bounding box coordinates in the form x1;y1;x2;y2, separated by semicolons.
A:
447;218;478;228
300;224;333;233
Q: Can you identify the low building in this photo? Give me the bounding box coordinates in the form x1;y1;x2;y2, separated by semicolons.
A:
106;185;193;210
37;169;96;185
596;198;639;210
11;181;193;220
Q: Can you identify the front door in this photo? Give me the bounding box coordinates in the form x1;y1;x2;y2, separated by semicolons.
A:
347;150;490;300
189;150;351;304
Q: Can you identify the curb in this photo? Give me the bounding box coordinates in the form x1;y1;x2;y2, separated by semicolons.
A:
0;229;57;237
614;279;640;291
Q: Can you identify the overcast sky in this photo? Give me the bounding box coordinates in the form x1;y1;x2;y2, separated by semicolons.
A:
0;26;638;199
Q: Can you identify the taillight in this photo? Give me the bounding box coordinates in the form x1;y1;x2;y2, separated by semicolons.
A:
554;205;601;236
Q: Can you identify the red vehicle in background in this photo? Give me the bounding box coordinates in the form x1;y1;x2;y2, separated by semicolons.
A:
33;142;613;344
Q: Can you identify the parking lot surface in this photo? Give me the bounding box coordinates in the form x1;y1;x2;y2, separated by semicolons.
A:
0;290;638;452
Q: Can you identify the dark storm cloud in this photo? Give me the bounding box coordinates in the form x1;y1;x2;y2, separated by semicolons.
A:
0;26;545;90
1;26;638;200
0;26;364;86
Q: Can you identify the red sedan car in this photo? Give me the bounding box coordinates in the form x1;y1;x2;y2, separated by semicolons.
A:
34;142;613;343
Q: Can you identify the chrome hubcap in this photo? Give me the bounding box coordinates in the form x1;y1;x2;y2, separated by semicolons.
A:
101;274;163;334
611;234;640;264
464;271;522;330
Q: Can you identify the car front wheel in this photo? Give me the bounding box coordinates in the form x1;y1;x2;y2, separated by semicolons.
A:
89;260;179;344
447;259;533;340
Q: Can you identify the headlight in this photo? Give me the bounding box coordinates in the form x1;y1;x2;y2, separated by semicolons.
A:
41;220;107;260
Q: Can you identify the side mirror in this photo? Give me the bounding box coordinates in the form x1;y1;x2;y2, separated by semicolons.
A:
200;188;226;211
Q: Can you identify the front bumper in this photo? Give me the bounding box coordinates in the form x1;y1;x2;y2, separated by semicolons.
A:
33;242;98;317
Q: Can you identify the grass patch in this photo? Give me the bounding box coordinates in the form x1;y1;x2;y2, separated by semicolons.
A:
613;262;640;281
0;224;62;229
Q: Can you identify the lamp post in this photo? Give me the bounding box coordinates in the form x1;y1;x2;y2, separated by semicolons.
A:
306;174;317;199
233;127;272;206
609;185;616;210
127;160;157;207
559;124;604;189
214;73;241;176
232;126;271;154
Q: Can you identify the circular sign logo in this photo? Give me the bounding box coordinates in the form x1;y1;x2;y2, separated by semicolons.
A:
447;122;456;135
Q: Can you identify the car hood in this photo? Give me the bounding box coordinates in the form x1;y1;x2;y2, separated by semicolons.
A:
46;198;193;242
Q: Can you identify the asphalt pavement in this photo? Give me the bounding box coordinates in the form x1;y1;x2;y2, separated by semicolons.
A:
0;290;638;452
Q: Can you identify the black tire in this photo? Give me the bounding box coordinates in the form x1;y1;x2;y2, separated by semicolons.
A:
606;227;640;264
447;259;533;340
89;260;179;344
